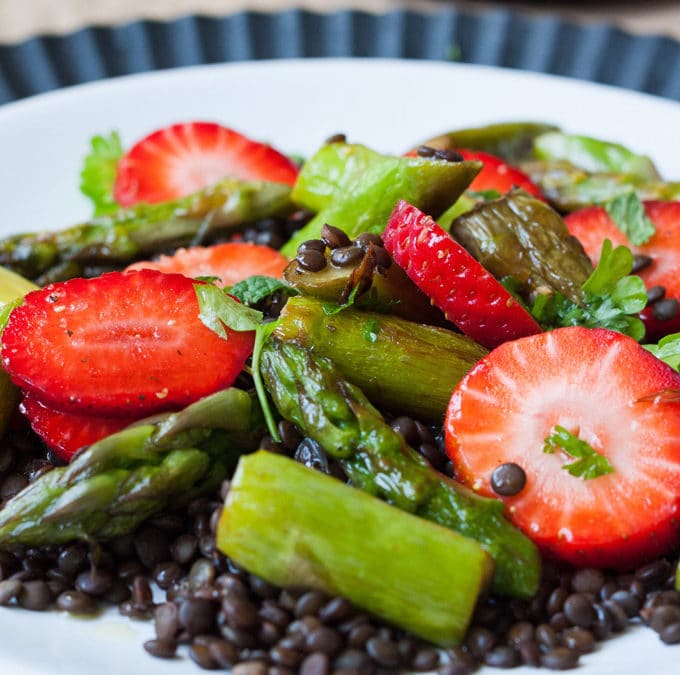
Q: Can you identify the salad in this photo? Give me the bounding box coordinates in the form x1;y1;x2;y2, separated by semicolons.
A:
0;104;680;675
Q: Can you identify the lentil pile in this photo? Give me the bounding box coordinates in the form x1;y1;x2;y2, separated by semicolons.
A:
1;417;679;674
0;206;679;673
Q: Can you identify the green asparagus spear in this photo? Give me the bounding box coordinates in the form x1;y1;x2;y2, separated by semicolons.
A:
219;451;493;645
414;122;559;164
450;189;593;304
0;179;293;284
280;143;481;257
533;132;661;182
520;160;680;212
0;388;264;546
260;338;541;598
273;296;486;423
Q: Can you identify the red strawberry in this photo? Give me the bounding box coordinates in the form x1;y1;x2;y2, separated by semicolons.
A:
126;242;289;288
1;270;254;416
382;200;541;349
457;149;544;198
445;326;680;569
565;201;680;303
20;394;131;462
114;122;299;206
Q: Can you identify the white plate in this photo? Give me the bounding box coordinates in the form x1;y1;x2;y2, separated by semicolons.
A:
0;59;679;675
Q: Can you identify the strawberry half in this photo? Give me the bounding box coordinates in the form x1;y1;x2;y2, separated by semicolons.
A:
126;242;289;288
20;393;131;462
113;122;299;206
1;270;254;416
382;200;541;349
445;326;680;569
457;149;544;198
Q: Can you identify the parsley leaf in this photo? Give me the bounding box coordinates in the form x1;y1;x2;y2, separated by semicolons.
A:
604;192;656;246
80;131;124;217
229;276;298;307
543;425;615;480
645;332;680;371
322;284;362;316
532;239;647;341
195;284;263;339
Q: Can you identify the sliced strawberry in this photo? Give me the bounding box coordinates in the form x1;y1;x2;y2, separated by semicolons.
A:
126;242;289;288
20;393;131;462
382;200;541;349
1;270;254;416
114;122;299;206
457;149;544;198
565;201;680;302
445;326;680;569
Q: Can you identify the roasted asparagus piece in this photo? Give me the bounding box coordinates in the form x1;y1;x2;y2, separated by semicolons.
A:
281;143;481;256
520;160;680;212
532;131;661;182
259;338;541;598
450;188;593;304
0;179;293;283
414;122;559;164
0;388;264;546
273;296;486;423
218;451;493;646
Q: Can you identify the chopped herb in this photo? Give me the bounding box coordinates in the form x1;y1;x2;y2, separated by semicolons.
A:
604;192;656;246
195;284;263;339
363;318;380;343
230;275;299;307
79;131;124;217
645;332;680;371
532;239;647;341
543;425;615;480
322;284;361;316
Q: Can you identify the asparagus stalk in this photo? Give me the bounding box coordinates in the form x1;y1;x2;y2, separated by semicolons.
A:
0;388;264;546
259;338;541;598
533;132;661;182
451;188;594;304
520;160;680;212
281;143;481;257
414;122;559;164
219;451;493;645
0;179;293;284
282;247;448;327
273;296;487;423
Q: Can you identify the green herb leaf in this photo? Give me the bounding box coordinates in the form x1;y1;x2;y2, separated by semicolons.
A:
80;131;124;217
230;275;299;307
195;284;263;339
252;321;282;442
543;425;615;480
363;318;380;343
533;239;646;341
322;284;362;316
604;192;656;246
645;332;680;371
